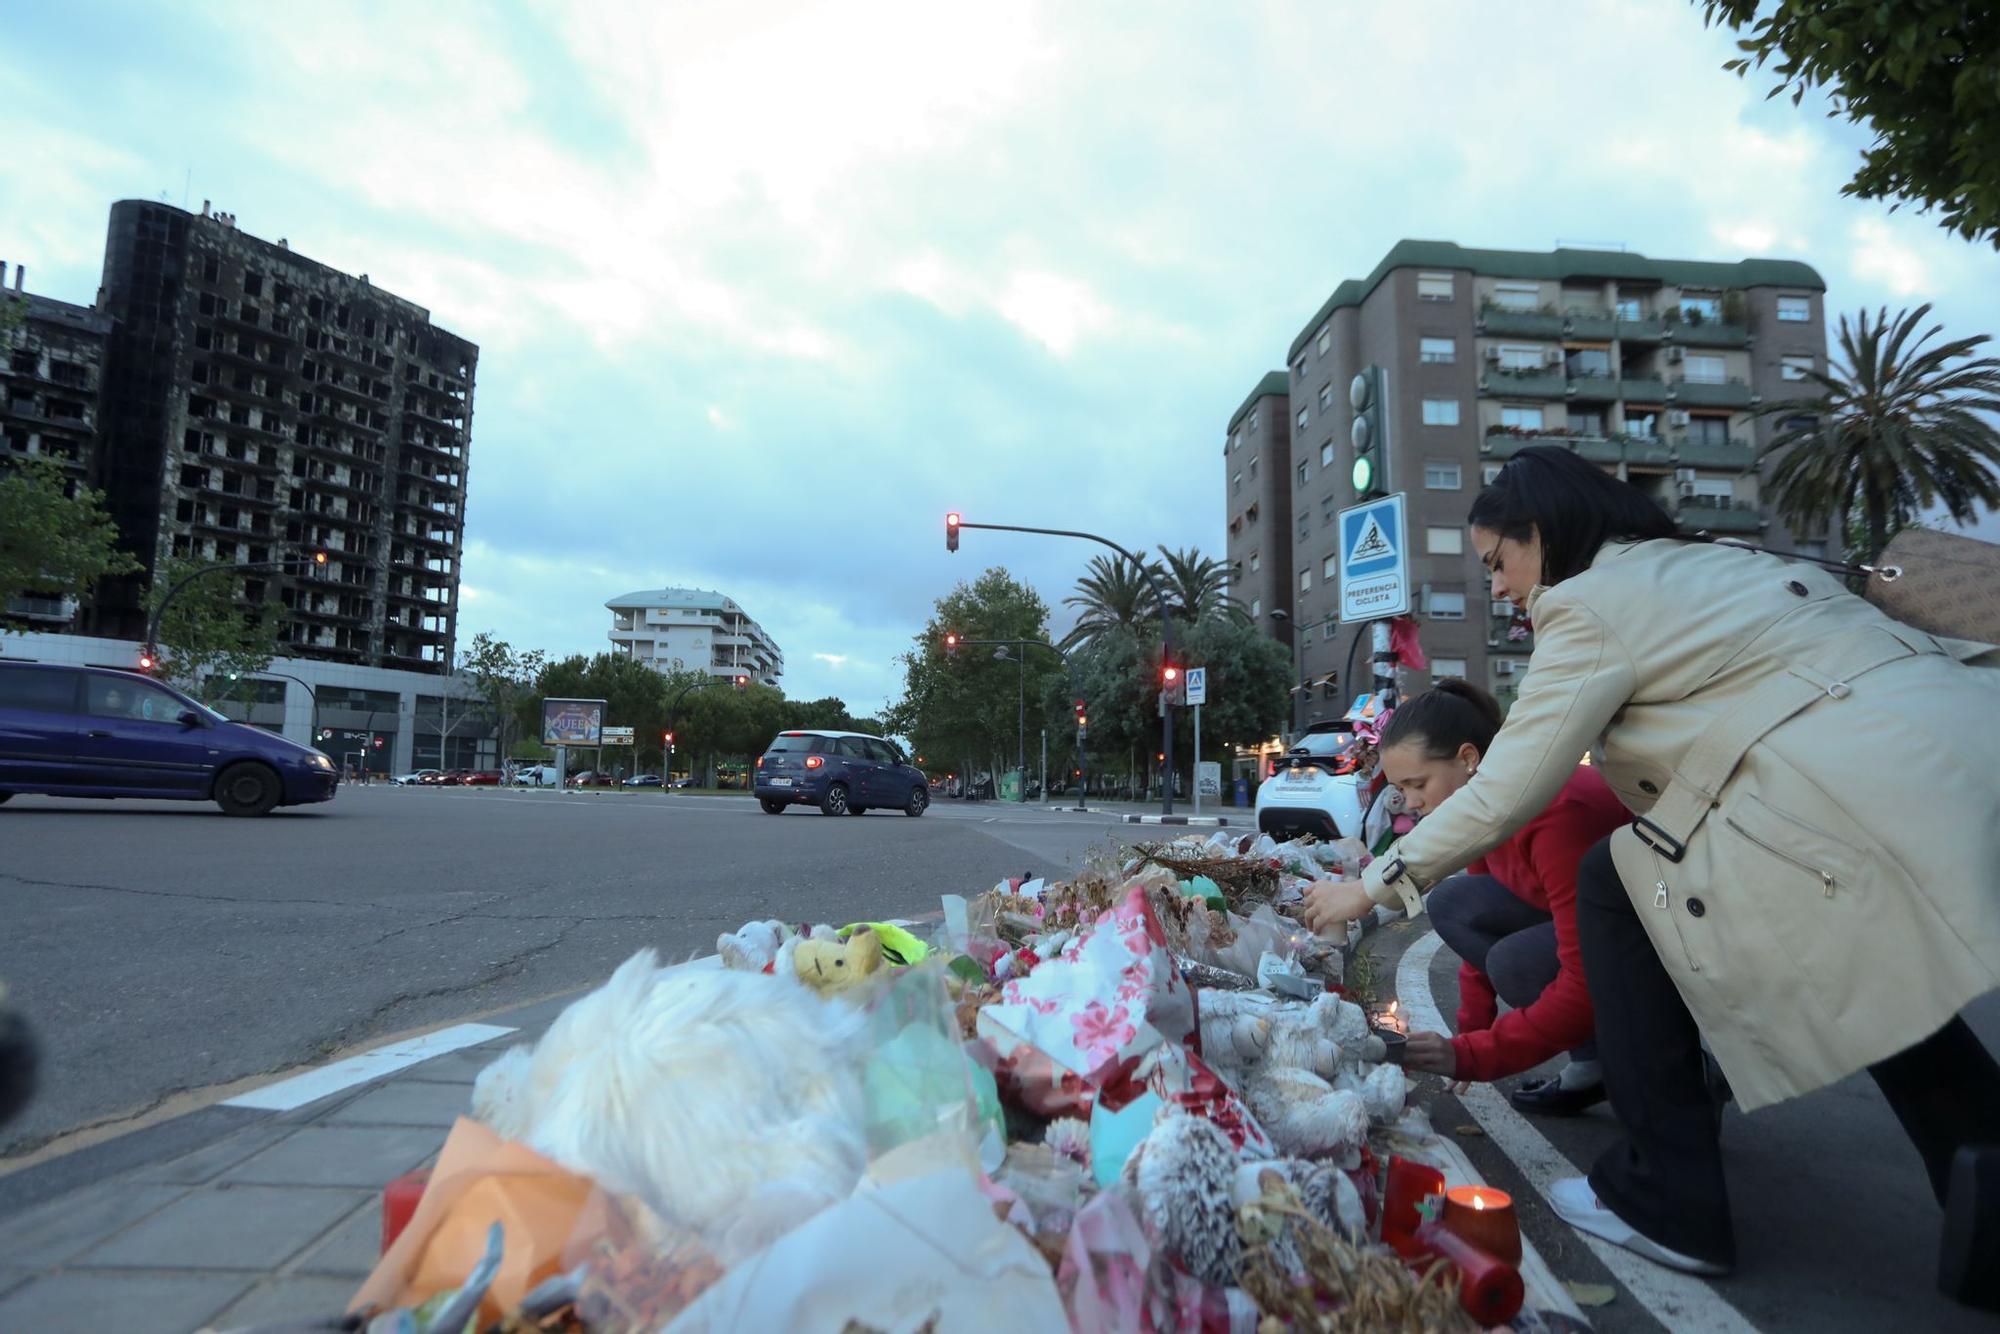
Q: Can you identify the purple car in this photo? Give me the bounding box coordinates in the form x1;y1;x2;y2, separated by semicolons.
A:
0;662;339;816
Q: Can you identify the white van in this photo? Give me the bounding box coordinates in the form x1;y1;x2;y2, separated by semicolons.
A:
511;764;559;787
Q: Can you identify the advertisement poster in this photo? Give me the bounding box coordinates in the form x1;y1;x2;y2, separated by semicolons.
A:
540;697;606;746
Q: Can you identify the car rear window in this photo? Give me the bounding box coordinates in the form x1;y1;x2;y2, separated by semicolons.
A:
764;734;824;753
0;666;77;713
1291;730;1357;760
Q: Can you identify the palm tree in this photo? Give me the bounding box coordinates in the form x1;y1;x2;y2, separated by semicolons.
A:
1060;553;1154;650
1153;545;1250;627
1754;304;2000;563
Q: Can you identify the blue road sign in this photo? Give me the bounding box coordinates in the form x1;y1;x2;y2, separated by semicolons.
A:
1337;492;1411;620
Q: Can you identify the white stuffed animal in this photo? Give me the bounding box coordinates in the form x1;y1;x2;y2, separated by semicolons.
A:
717;919;791;972
472;948;870;1261
1197;988;1397;1161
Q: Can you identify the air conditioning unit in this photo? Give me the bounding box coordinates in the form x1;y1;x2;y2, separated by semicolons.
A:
1668;409;1691;427
1675;468;1698;483
1483;347;1502;363
1678;481;1699;498
1491;599;1514;616
1545;348;1565;366
1666;346;1685;363
1494;659;1519;676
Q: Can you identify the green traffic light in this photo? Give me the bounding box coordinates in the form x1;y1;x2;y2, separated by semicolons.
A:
1352;455;1375;494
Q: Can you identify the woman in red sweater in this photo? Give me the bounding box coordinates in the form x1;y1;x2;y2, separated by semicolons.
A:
1374;680;1631;1114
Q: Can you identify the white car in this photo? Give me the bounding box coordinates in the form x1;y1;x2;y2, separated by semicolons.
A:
1254;725;1372;842
511;765;559;787
390;769;442;786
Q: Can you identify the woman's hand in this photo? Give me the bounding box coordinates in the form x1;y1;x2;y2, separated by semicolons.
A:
1404;1030;1471;1094
1301;878;1375;936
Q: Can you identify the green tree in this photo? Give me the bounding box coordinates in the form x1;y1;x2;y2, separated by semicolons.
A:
1153;545;1248;627
0;455;140;622
149;555;281;698
1059;553;1156;650
884;567;1066;785
462;632;548;761
1751;304;2000;563
1698;0;2000;246
528;652;674;774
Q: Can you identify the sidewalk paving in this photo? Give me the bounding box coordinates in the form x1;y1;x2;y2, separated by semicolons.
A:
0;1019;543;1333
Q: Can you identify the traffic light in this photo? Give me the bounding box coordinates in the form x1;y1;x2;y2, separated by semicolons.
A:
1163;664;1180;688
733;674;749;690
1348;365;1385;498
664;730;675;750
372;736;384;750
944;632;960;659
945;512;961;553
1073;698;1087;726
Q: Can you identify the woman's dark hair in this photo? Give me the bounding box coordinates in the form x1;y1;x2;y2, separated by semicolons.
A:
1467;445;1679;584
1378;678;1504;762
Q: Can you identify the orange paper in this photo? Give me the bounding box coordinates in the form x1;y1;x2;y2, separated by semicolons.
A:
351;1116;609;1325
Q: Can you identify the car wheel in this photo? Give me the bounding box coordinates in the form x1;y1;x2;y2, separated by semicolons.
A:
214;762;282;817
904;786;928;817
820;782;850;817
847;805;866;816
759;798;787;815
0;793;12;805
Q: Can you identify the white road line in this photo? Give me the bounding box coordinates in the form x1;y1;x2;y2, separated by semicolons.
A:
1398;931;1760;1334
223;1022;516;1111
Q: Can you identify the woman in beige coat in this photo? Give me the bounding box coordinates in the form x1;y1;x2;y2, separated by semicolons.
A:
1304;446;2000;1305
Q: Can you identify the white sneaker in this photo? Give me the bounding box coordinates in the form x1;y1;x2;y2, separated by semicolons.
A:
1548;1177;1733;1276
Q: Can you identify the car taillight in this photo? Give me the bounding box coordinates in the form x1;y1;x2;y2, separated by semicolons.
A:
755;756;764;769
1333;755;1360;775
805;755;823;769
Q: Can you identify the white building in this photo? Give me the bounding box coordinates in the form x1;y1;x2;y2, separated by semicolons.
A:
605;587;784;688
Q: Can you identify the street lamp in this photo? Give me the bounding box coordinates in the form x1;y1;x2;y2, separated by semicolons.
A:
227;669;321;746
1269;609;1307;737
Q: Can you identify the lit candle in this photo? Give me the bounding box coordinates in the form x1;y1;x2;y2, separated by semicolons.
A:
1440;1185;1521;1266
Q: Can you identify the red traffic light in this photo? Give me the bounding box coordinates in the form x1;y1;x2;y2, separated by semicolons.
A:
943;632;960;658
372;736;385;750
733;675;749;690
664;731;675;745
137;650;157;673
1163;665;1180;683
945;512;961;554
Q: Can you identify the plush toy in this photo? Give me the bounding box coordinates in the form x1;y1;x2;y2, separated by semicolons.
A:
1131;1111;1242;1288
471;949;869;1262
1242;1067;1370;1162
717;920;791;972
791;926;886;997
1196;989;1392;1162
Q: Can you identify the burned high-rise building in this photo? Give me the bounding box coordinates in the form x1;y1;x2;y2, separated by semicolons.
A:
87;200;476;673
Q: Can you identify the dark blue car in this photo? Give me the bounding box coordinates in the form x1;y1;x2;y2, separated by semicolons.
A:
0;662;339;816
755;730;929;817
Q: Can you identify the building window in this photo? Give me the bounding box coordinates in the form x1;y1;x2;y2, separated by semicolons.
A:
1251;598;1261;618
1323;553;1337;579
1318;383;1332;411
1248;409;1259;429
1320;440;1334;467
1417;272;1455;302
1500;405;1545;431
1420;337;1456;364
1298;514;1310;541
1293;360;1305;382
1424;461;1462;490
1300;568;1313;593
1321;495;1338;528
1297;461;1309;486
1681;293;1724;322
1492;282;1540;312
1615;296;1644;321
1567;347;1613;379
1229;431;1238;452
1686;415;1729;444
1297;406;1309;432
1627;409;1660;437
1781;354;1816;381
1777;295;1811;322
1427;590;1467;620
1426;526;1464;555
1248;456;1259;479
1421;398;1460;426
1431;657;1468;680
1249;551;1260;573
1317;329;1332;355
1483;463;1505;484
1689;478;1735;500
1571;409;1608;435
1684;353;1726;384
1495;344;1544;371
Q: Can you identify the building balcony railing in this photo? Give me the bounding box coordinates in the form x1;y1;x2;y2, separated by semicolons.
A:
1479;369;1568;398
1669;319;1751;349
1564;372;1621;403
1672;378;1755;409
1672;437;1757;470
1619;375;1668;401
1616;317;1666;343
1478;309;1565;338
3;594;77;622
1484;428;1745;471
1675;497;1766;534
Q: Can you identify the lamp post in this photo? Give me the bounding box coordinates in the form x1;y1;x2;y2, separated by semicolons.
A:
227;669;320;747
940;637;1065;803
1268;609;1309;740
144;550;329;667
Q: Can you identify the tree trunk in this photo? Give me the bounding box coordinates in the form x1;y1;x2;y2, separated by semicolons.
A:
1863;484;1890;566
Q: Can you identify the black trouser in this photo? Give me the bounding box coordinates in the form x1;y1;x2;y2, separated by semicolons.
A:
1427;873;1596;1063
1573;836;2000;1265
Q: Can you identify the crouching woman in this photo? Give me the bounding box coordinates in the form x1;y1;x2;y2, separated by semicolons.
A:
1365;680;1631;1112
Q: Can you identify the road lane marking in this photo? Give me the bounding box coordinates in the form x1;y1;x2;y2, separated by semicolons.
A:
1399;931;1759;1334
223;1022;516;1111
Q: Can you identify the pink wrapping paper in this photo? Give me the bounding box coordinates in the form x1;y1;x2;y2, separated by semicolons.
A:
977;888;1196;1090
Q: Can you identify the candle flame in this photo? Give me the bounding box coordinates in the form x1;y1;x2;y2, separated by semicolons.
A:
1472;1196;1487;1210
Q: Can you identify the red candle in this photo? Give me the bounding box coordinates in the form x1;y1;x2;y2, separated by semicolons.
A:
1381;1155;1446;1254
1441;1184;1521;1265
1415;1221;1525;1327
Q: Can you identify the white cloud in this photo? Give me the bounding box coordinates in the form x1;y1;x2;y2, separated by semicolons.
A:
812;653;850;668
1849;218;1935;296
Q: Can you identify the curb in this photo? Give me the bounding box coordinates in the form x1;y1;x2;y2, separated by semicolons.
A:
1040;807;1239;827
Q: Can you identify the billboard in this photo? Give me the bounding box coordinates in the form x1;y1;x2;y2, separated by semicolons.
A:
541;697;606;746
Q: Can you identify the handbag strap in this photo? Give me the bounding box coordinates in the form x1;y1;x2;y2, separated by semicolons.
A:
1701;536;1904;585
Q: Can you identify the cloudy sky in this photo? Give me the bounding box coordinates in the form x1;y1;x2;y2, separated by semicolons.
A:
5;1;1996;711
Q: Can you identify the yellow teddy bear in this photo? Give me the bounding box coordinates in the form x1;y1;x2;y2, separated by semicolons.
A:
790;926;886;997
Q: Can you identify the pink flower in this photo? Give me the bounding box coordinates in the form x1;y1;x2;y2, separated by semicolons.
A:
1070;1000;1136;1068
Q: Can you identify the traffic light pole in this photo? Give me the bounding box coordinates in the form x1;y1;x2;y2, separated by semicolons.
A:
948;637;1061;805
947;521;1178;816
144;551;329;670
663;673;750;788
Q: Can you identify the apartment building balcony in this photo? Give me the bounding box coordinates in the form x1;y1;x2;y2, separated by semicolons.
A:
1565;373;1620;404
1673;437;1757;470
1622;435;1676;469
1479;369;1568;399
1675;497;1766;535
4;594;78;623
1672;379;1755;409
1616;317;1666;343
1619;375;1669;402
1669;319;1751;349
1478;309;1565;338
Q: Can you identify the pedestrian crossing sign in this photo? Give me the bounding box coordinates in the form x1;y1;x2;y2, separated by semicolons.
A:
1337;493;1410;621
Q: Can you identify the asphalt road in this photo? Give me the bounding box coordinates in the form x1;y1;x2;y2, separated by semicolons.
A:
0;785;1136;1159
